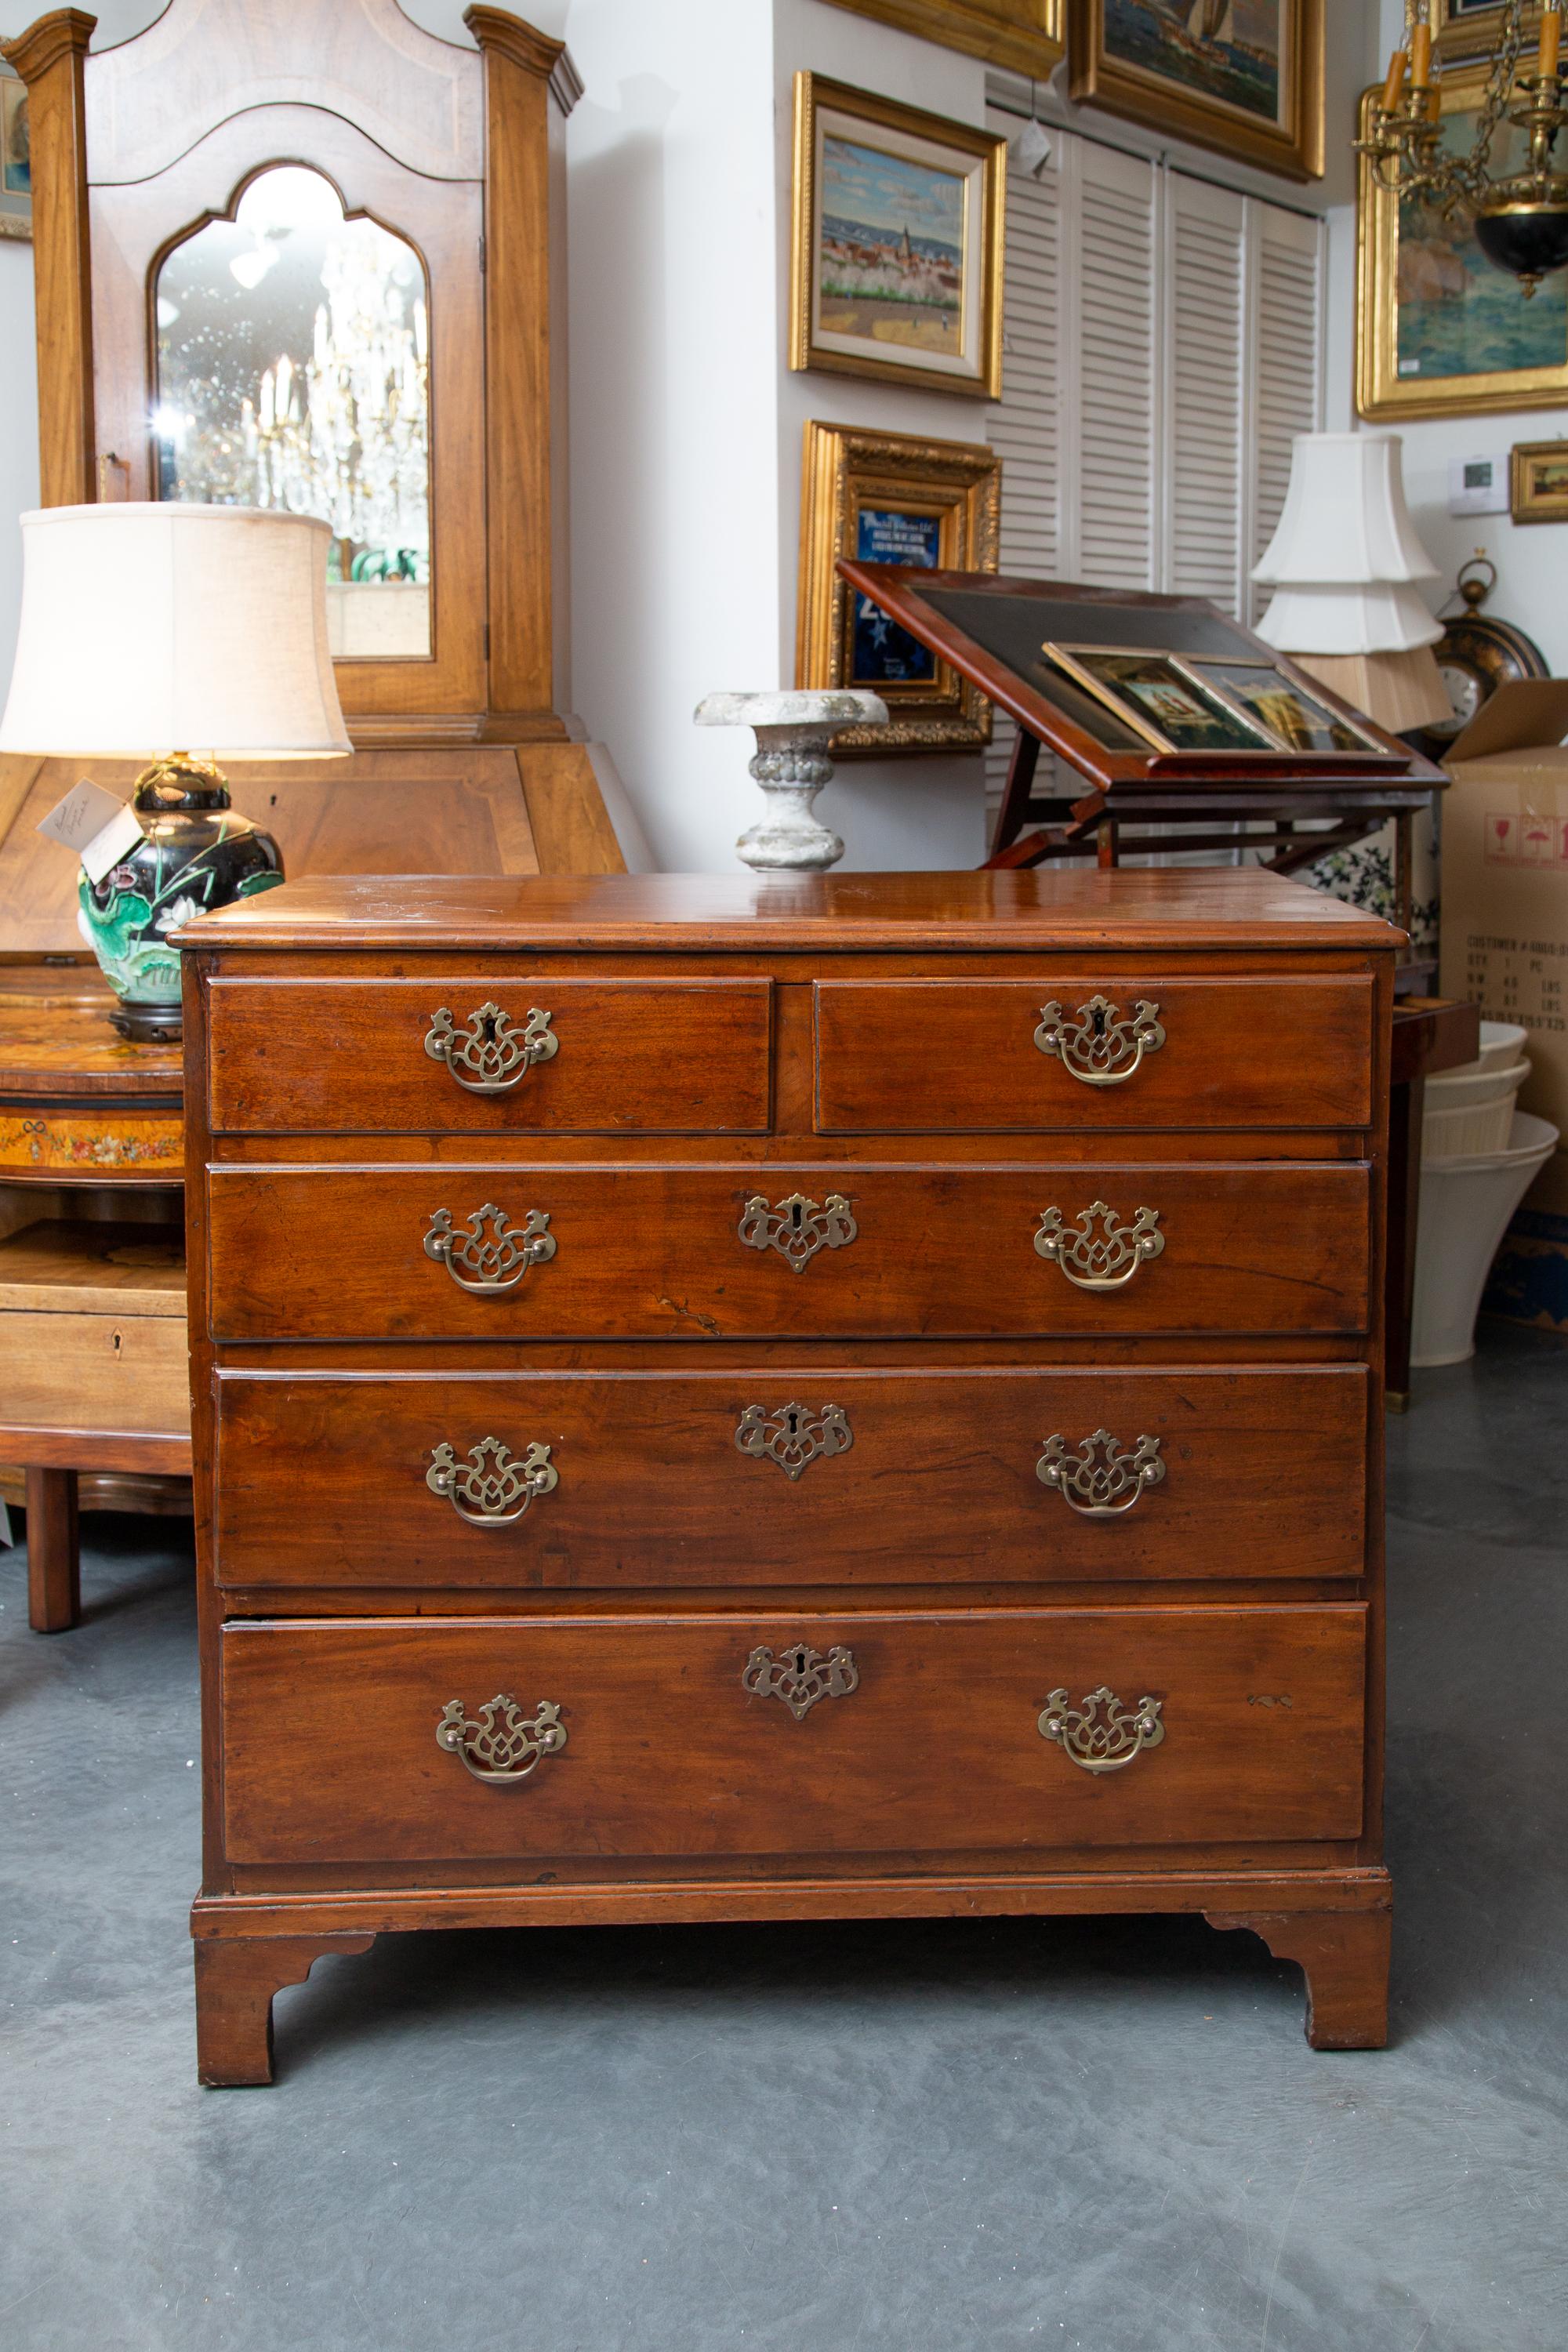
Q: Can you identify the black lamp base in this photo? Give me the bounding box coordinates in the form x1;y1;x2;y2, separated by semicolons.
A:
108;998;186;1045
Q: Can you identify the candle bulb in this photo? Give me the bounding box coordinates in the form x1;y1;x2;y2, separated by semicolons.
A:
1411;19;1432;89
1541;3;1562;79
1382;47;1410;111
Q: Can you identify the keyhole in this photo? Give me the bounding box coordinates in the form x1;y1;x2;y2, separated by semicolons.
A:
481;1011;498;1044
1091;1004;1106;1038
786;1409;800;1436
790;1201;804;1230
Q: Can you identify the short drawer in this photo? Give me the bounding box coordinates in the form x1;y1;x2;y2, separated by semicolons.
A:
815;977;1375;1132
205;1162;1371;1341
212;1367;1370;1590
205;978;773;1134
219;1604;1369;1864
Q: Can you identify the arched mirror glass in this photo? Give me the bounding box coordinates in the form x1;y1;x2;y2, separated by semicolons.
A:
154;164;431;659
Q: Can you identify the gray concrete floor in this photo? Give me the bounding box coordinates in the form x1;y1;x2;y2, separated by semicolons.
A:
2;1327;1566;2352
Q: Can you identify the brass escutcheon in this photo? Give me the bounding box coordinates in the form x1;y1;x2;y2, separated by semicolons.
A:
737;1189;858;1271
425;1002;558;1093
1034;1200;1163;1290
742;1642;859;1719
1036;1430;1166;1516
427;1437;558;1526
1037;1686;1164;1774
423;1203;557;1294
735;1403;853;1480
1034;994;1165;1087
435;1693;567;1784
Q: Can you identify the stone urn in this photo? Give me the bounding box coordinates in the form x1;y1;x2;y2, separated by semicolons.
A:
694;689;888;871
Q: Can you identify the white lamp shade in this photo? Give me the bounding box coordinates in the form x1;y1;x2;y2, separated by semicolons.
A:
1255;581;1443;655
0;503;351;758
1252;433;1439;586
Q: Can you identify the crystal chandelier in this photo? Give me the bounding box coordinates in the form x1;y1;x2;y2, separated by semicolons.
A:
1360;0;1568;294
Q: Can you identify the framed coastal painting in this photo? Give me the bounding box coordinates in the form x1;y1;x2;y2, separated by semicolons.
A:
789;74;1007;399
1067;0;1324;181
1357;69;1568;420
820;0;1064;75
796;420;1000;753
0;60;30;243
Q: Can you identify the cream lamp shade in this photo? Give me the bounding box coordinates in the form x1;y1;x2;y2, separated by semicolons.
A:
1252;432;1439;592
1254;582;1442;656
0;502;350;757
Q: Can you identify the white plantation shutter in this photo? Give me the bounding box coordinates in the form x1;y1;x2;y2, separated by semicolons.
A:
983;117;1324;819
1166;175;1246;610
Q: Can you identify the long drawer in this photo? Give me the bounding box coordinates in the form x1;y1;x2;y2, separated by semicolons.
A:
815;976;1375;1132
205;978;774;1134
211;1366;1370;1589
205;1162;1371;1340
219;1604;1369;1864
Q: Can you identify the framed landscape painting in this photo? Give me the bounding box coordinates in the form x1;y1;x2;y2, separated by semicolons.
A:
789;74;1006;399
1357;70;1568;419
0;60;30;243
1068;0;1324;181
820;0;1065;75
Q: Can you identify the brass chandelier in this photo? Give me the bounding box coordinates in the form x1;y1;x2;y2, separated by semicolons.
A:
1360;0;1568;293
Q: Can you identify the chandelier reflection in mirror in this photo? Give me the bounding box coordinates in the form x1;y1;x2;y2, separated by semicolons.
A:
154;165;431;657
1362;1;1568;295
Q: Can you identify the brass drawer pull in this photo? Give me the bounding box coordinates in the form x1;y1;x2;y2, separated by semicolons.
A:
1038;1686;1164;1774
423;1203;557;1293
1037;1430;1165;1516
425;1001;558;1093
436;1693;567;1784
738;1189;857;1271
735;1402;852;1480
428;1437;558;1526
742;1642;858;1719
1034;1200;1163;1290
1035;994;1164;1087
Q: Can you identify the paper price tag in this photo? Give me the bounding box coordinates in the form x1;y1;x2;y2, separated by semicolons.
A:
37;782;147;886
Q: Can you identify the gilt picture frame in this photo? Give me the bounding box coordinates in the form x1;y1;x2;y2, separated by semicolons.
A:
797;421;1000;754
1436;0;1540;61
1068;0;1324;182
1356;70;1568;420
0;59;31;243
1512;437;1568;522
818;0;1065;76
789;74;1007;400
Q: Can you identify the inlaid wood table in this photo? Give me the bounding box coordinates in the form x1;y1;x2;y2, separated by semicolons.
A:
0;964;190;1628
179;869;1399;2082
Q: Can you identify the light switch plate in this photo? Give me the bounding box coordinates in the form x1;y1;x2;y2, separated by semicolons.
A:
1449;455;1509;515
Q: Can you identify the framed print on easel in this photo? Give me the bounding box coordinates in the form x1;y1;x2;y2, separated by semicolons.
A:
1068;0;1325;182
1356;67;1568;419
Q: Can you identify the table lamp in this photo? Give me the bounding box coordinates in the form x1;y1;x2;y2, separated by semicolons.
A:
1251;432;1451;735
0;503;350;1040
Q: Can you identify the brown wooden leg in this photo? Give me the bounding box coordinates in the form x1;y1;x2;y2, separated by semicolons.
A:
194;1933;377;2086
25;1466;80;1632
1385;1073;1423;1410
1205;1907;1392;2049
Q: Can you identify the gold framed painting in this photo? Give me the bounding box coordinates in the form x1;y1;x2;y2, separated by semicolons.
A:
0;59;30;244
796;420;1000;754
1436;0;1540;60
818;0;1065;76
789;74;1007;400
1512;437;1568;522
1040;644;1397;759
1356;69;1568;420
1067;0;1324;182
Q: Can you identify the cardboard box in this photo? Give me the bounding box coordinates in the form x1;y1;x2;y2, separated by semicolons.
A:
1439;680;1568;1337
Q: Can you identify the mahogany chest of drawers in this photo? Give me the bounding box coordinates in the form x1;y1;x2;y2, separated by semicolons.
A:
180;869;1397;2083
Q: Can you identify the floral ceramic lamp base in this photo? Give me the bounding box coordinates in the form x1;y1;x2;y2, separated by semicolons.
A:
81;757;285;1042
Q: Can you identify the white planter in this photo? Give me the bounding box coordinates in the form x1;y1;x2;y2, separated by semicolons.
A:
1422;1058;1530;1160
693;689;888;872
1410;1111;1559;1368
1436;1020;1527;1080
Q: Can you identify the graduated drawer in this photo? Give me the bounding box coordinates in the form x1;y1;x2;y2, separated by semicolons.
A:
815;976;1374;1132
211;1367;1370;1590
205;978;773;1134
204;1162;1371;1341
218;1604;1369;1864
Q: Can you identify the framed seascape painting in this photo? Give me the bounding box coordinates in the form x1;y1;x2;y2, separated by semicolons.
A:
1357;69;1568;420
789;74;1007;399
0;60;30;243
1067;0;1324;180
797;420;1000;753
